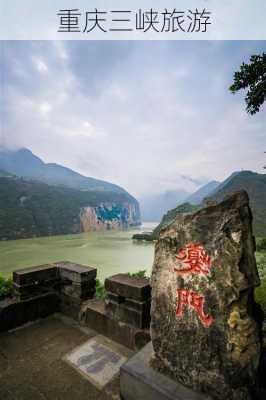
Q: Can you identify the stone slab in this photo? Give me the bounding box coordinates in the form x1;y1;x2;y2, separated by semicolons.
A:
64;335;128;389
13;264;58;286
105;274;151;301
54;261;97;283
120;341;212;400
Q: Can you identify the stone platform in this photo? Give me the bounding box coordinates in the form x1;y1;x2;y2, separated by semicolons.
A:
0;314;132;400
120;341;212;400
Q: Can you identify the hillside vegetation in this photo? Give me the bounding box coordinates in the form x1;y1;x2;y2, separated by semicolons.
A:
0;176;139;240
207;171;266;236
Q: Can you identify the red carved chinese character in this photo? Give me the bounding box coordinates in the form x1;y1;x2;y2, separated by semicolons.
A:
176;288;213;327
175;242;212;276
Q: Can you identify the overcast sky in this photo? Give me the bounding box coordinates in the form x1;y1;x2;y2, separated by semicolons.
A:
1;41;265;198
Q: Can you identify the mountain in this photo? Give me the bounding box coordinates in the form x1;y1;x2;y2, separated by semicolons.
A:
0;175;140;240
140;190;190;222
133;203;200;241
207;171;266;236
0;148;127;194
0;169;15;178
185;180;220;204
134;170;266;241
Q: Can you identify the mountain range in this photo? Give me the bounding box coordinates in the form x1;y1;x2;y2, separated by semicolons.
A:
0;148;141;240
0;148;127;194
135;170;266;240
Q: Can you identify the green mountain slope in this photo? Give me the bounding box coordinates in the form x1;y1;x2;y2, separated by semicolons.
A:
0;176;140;240
185;180;220;205
133;203;200;241
0;148;128;194
207;171;266;236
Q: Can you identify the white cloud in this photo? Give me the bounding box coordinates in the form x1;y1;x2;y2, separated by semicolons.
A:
1;41;266;198
35;58;48;73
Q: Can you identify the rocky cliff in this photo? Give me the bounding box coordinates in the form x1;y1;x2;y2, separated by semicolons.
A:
80;202;141;232
0;176;141;240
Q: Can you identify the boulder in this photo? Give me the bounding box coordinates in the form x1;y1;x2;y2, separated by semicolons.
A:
151;191;262;400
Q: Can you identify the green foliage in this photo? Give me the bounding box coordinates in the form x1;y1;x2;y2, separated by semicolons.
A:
128;270;148;279
95;279;106;299
255;278;266;316
152;202;201;239
256;237;266;252
0;276;13;298
208;171;266;237
229;53;266;114
255;250;266;315
0;176;138;240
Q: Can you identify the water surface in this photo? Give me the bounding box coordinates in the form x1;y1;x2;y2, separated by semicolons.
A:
0;223;156;281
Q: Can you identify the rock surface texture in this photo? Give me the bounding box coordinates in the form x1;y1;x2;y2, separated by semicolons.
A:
151;191;262;400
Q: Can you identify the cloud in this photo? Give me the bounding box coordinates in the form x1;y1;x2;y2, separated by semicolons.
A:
1;40;266;198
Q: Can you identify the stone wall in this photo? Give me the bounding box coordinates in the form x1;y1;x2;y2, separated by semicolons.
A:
0;261;97;332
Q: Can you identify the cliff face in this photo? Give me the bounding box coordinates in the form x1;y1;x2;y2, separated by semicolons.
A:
80;202;141;232
0;176;141;240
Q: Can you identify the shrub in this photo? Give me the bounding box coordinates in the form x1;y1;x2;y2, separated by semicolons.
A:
0;276;13;298
128;270;148;279
255;277;266;316
95;279;106;299
256;237;266;252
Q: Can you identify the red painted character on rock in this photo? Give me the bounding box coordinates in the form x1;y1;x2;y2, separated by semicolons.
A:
175;242;212;276
176;288;213;327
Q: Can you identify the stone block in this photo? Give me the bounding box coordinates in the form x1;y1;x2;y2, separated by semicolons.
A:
105;274;151;301
81;299;150;350
106;297;150;329
60;281;96;299
13;264;58;286
54;261;97;284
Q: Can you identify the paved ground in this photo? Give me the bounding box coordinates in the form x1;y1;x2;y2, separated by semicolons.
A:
0;314;132;400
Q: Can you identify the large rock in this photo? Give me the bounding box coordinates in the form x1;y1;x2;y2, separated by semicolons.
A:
151;191;262;400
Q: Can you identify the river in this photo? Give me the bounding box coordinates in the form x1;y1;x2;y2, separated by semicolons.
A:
0;223;156;281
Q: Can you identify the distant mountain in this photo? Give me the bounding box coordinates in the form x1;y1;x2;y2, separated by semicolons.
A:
207;171;266;236
140;190;190;222
0;169;15;178
185;180;220;205
0;148;127;194
0;175;140;240
133;203;200;241
134;170;266;241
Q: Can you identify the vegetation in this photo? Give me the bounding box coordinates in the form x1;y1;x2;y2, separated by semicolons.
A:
152;202;201;238
95;279;106;299
0;176;139;240
0;276;13;298
128;270;148;279
230;53;266;115
257;237;266;252
255;239;266;315
208;171;266;236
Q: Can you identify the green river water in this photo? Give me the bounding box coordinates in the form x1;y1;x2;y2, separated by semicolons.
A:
0;223;156;282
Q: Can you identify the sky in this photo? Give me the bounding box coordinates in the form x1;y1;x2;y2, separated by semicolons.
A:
1;40;265;198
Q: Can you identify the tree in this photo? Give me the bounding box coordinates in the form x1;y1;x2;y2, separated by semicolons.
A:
229;53;266;115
